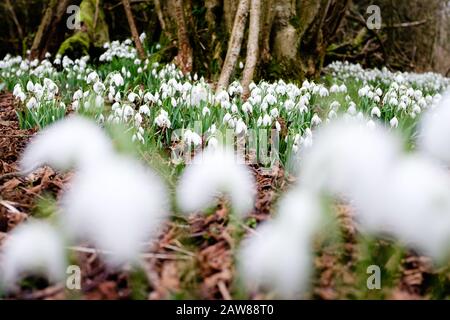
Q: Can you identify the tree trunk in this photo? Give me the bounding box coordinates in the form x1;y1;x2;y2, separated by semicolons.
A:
241;0;261;98
173;0;193;73
5;0;23;40
216;0;250;92
58;0;110;58
29;0;59;60
122;0;146;60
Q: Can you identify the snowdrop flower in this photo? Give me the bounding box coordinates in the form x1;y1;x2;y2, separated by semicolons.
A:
139;32;146;42
86;71;99;84
371;106;381;118
154;109;171;128
347;102;357;115
264;93;277;106
111;73;124;87
73;89;83;100
360;155;450;260
311;113;322;126
26;80;34;92
366;119;376;130
242;101;253;114
61;155;168;267
330;84;339;93
26;97;38;109
235;119;247;135
20;116;114;173
207;137;219;150
270;108;279;118
299;117;401;201
128;92;138;103
202;106;210;117
0;221;66;289
418;92;450;166
139;104;150;115
223;113;232;124
93;81;105;94
238;220;312;298
183;129;202;146
177;147;255;217
262;114;272;126
319;86;329;97
389;116;399;128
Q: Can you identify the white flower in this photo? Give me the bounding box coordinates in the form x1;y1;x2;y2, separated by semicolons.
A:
177;147;255;217
418;92;450;166
128;92;138;103
358;155;450;260
270;108;279;118
154;109;171;128
202;106;210;116
86;71;99;84
238;220;312;298
92;81;105;94
26;97;38;109
183;129;202;146
20;116;114;173
61;155;168;267
139;104;150;115
371;106;381;118
390;116;399;128
264;93;277;105
235;119;247;135
0;221;66;289
73;89;83;100
299;117;401;200
26;80;34;92
311;113;322;126
262;114;272;126
139;32;146;42
242;101;253;114
112;73;124;87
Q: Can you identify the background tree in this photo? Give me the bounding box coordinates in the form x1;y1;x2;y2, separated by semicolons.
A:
0;0;449;82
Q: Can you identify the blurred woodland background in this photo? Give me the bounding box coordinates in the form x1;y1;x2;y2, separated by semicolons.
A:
1;0;449;85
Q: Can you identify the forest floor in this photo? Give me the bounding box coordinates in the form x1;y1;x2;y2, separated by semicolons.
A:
0;91;435;299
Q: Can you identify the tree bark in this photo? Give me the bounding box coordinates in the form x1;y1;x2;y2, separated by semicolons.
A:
216;0;250;92
241;0;261;98
5;0;23;40
122;0;146;60
29;0;59;60
173;0;193;74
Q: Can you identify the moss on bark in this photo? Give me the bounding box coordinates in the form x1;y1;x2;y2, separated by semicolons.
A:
58;0;109;58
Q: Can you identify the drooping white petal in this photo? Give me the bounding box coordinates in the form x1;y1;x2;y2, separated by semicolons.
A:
418;92;450;166
20;115;114;173
0;221;66;289
238;222;312;299
299;117;401;201
60;155;169;267
177;147;256;217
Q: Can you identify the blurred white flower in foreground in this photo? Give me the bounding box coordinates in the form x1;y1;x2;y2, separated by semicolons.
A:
418;92;450;166
299;117;401;200
20;115;114;173
177;147;255;217
359;155;450;260
60;155;169;267
0;221;66;290
238;189;321;298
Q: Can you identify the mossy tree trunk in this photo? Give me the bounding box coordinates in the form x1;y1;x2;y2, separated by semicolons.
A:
30;0;78;60
58;0;110;58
